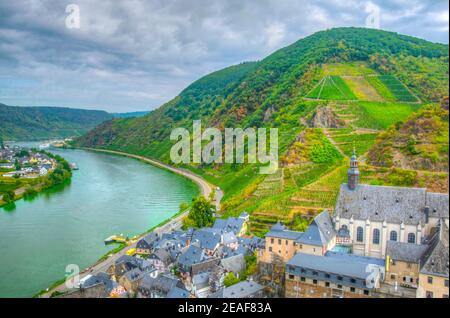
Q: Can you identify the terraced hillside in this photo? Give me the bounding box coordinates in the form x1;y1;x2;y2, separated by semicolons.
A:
76;28;449;237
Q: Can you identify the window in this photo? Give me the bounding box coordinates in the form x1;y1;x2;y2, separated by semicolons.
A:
391;275;396;280
426;291;434;298
364;290;369;296
357;227;364;242
271;238;274;244
312;271;318;276
373;229;380;245
351;278;356;284
300;277;306;282
428;276;433;284
301;268;306;274
325;282;330;287
278;239;282;245
408;233;416;244
337;276;343;281
337;284;342;289
286;240;289;246
299;244;303;249
268;247;272;252
325;273;331;279
289;275;295;280
350;287;356;293
445;280;449;287
313;280;318;285
390;231;398;242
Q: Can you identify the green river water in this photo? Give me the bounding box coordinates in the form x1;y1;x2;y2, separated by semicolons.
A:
0;144;198;297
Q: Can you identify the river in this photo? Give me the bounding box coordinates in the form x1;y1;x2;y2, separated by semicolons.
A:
0;144;198;297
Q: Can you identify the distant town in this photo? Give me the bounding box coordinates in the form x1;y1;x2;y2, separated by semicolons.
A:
0;142;73;206
49;154;448;299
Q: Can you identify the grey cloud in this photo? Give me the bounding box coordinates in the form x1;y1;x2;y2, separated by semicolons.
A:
0;0;448;112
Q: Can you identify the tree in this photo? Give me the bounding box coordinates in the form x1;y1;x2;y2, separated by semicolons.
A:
2;190;15;204
223;272;240;287
188;195;215;228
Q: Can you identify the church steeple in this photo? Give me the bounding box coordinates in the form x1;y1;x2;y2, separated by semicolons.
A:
348;147;359;190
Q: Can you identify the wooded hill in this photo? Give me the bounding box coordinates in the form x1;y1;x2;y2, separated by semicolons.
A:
76;27;449;236
0;103;113;141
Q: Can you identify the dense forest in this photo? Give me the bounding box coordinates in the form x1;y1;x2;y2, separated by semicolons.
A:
76;27;449;235
0;103;113;141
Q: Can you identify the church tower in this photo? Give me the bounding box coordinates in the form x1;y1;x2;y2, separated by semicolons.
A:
348;149;359;190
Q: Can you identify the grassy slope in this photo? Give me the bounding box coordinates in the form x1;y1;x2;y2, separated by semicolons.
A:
76;28;449;235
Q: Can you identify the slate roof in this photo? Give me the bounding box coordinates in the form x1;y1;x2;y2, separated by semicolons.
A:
137;233;159;249
178;245;206;268
222;231;238;245
192;272;210;288
150;249;173;266
420;222;449;278
123;268;144;282
266;222;303;240
296;211;335;247
220;254;246;274
221;281;263;298
386;241;428;263
335;184;450;225
426;193;449;220
212;214;246;235
139;273;183;294
287;251;384;280
191;229;221;250
166;287;190;299
81;272;118;294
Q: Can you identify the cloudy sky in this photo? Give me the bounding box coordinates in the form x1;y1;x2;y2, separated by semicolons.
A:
0;0;448;112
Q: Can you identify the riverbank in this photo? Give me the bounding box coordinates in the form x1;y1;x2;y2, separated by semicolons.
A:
0;150;72;207
37;148;223;298
81;148;222;208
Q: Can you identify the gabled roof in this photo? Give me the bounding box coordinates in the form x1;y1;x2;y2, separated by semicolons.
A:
386;241;428;263
191;229;221;250
266;222;303;240
139;273;183;294
222;281;263;298
287;252;384;281
335;184;449;225
178;245;206;268
150;249;173;265
213;216;246;235
296;211;335;247
166;287;190;299
220;254;246;274
123;268;144;282
420;221;449;278
137;233;159;249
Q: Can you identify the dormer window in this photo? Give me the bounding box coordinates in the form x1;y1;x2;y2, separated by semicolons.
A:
396;199;399;203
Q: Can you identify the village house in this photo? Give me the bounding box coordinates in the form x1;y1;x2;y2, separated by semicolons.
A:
136;232;159;255
119;268;145;294
209;280;264;298
138;272;187;298
212;212;250;236
417;221;449;298
147;248;174;273
385;241;428;290
285;251;385;298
